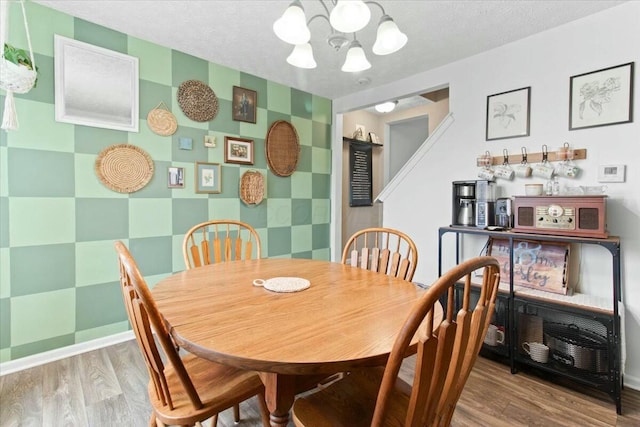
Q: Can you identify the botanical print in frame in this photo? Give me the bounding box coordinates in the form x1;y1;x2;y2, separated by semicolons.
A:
486;87;531;141
224;136;254;165
232;86;257;123
569;62;634;130
488;238;570;295
195;162;221;194
54;35;139;132
168;167;184;188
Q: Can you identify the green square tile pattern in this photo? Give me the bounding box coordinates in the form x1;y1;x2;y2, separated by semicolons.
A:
10;244;76;297
9;198;76;247
0;4;331;363
75;198;129;242
8;148;75;197
76;281;126;330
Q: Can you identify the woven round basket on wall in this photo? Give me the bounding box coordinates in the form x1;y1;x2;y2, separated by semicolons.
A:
265;120;299;177
177;80;219;122
240;170;265;205
147;101;177;136
95;144;154;193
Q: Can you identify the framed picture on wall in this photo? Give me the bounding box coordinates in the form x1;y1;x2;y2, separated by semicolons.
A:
569;62;634;130
224;136;254;165
486;86;531;141
54;35;139;132
232;86;257;123
195;162;221;193
168;167;184;188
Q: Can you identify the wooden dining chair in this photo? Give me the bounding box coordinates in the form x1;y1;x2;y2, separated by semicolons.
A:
291;256;501;427
341;227;418;281
183;220;261;269
114;241;270;427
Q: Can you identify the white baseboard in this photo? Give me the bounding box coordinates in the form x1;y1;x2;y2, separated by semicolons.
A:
624;373;640;391
0;331;135;377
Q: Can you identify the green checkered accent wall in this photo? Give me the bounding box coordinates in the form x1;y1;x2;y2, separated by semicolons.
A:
0;2;332;363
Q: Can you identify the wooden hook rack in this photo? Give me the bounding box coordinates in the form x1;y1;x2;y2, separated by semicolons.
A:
490;148;587;165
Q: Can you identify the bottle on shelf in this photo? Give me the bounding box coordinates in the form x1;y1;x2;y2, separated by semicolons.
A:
552;176;560;195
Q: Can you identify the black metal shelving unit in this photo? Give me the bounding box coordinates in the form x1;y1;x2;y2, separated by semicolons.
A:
438;226;623;414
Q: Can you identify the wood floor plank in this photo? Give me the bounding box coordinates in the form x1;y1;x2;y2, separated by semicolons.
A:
85;394;145;426
75;346;122;405
42;357;89;427
0;364;43;427
105;340;151;423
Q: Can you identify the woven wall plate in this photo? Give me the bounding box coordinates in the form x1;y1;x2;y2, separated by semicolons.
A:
147;101;177;136
95;144;154;193
177;80;219;122
265;120;299;177
240;170;265;205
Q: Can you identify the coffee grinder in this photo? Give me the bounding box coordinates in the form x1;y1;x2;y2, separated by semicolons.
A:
475;180;496;228
452;181;476;226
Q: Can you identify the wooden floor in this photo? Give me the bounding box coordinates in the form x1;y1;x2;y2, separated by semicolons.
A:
1;339;638;426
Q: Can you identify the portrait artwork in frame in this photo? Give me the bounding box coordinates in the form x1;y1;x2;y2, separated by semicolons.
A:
54;35;139;132
486;86;531;141
232;86;257;123
569;62;634;130
224;136;254;165
168;167;185;188
195;162;221;194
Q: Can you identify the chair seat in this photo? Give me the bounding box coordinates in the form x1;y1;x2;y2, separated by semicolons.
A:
151;353;265;426
292;367;410;427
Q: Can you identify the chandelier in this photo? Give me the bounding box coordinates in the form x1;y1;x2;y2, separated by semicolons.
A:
273;0;408;72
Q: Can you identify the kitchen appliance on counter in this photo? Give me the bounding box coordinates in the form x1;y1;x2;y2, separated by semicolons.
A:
475;180;496;229
495;197;513;229
451;181;476;226
512;195;608;238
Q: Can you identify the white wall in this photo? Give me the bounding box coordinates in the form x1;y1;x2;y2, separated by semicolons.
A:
332;2;640;388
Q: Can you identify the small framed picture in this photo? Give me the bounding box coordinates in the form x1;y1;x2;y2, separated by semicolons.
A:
368;132;381;145
486;86;531;141
204;135;216;148
168;167;184;188
232;86;257;123
569;62;634;130
179;137;193;150
195;162;221;194
224;136;254;165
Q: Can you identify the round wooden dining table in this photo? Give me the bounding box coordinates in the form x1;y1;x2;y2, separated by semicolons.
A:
152;258;438;426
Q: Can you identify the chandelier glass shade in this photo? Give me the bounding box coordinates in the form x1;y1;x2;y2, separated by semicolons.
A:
329;0;370;33
287;43;318;69
273;1;311;45
341;40;371;72
274;0;407;73
372;15;407;55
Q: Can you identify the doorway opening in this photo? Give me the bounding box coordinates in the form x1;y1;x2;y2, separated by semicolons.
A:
339;87;449;253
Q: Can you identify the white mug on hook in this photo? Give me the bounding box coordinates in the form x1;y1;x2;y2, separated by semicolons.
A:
532;162;554;179
514;163;532;178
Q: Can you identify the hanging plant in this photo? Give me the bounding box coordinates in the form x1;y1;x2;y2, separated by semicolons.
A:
3;43;38;87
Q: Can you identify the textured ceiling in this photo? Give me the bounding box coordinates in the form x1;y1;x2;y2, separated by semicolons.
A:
33;0;625;99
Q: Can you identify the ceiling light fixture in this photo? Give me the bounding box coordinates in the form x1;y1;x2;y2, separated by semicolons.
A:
273;0;407;73
374;100;398;113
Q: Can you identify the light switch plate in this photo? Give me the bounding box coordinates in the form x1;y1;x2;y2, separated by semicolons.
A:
598;164;625;183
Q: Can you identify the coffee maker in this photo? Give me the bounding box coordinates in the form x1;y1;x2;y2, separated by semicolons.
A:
452;181;476;226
